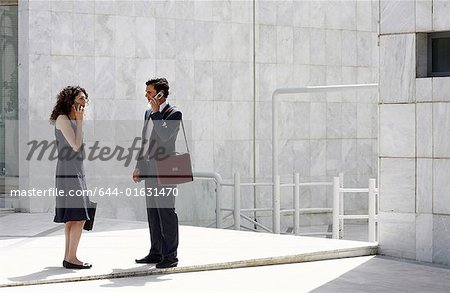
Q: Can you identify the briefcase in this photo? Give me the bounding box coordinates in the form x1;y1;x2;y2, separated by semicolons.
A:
155;119;193;186
83;200;97;231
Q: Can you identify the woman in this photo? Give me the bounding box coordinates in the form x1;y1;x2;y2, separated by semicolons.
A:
49;86;92;269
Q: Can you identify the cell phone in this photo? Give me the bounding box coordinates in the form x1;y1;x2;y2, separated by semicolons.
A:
155;91;164;100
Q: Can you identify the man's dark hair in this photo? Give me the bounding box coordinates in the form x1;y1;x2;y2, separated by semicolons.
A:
146;78;170;98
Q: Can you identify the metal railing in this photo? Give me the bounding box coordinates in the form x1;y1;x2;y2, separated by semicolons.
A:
194;171;379;242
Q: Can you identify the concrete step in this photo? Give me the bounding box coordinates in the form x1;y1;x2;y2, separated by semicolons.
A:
0;208;15;215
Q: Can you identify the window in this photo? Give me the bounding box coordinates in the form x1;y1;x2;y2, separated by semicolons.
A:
428;32;450;77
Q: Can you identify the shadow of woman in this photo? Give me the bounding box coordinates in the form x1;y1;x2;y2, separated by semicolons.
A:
8;266;76;283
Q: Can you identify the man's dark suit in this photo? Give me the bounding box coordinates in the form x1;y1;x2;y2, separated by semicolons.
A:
135;103;182;263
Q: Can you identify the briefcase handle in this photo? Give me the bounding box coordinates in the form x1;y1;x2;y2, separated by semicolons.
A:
164;105;190;154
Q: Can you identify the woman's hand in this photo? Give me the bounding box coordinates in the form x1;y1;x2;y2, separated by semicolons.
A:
73;104;84;121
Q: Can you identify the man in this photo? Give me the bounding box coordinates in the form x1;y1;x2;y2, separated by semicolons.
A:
133;78;182;269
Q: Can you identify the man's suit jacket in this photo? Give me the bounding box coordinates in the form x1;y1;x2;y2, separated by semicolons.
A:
135;103;182;184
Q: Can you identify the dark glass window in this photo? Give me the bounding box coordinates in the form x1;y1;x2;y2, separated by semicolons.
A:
428;32;450;77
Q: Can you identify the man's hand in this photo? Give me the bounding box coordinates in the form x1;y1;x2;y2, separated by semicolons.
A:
133;169;142;183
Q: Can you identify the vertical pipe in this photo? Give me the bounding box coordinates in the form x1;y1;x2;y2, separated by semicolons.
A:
294;173;300;235
339;172;344;238
368;178;376;242
332;177;340;239
273;175;281;234
234;172;241;230
272;92;279;228
216;180;223;229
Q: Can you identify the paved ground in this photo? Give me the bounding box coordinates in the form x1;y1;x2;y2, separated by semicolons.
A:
1;213;449;292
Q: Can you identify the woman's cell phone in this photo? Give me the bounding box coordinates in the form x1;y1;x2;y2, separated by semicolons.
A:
155;91;164;100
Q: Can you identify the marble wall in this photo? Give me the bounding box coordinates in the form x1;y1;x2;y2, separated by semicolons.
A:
17;1;378;233
379;0;450;266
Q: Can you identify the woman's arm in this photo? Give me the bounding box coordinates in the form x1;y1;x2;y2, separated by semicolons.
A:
55;109;83;152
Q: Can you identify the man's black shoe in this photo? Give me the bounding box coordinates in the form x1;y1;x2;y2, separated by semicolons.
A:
155;259;178;269
135;255;162;264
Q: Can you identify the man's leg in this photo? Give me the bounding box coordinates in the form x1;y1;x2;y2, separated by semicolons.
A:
145;180;163;259
157;190;178;262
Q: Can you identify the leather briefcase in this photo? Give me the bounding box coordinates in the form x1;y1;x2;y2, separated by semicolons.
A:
155;120;193;186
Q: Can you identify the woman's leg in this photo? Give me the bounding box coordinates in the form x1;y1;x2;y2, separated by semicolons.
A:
64;222;72;260
66;220;86;264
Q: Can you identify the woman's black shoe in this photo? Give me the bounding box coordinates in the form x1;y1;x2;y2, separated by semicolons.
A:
63;260;92;269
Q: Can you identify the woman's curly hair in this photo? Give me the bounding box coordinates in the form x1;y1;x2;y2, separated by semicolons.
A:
49;86;88;124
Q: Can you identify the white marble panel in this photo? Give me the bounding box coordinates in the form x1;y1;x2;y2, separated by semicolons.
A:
432;77;450;102
232;23;252;63
134;58;156;100
433;215;450;266
276;64;294;88
194;21;213;61
293;65;310;87
255;140;272;179
357;0;372;31
135;1;156;18
51;12;73;55
416;158;432;214
255;101;272;141
416;0;432;31
293;1;309;28
357;31;372;67
29;11;51;55
433;103;450;157
73;0;94;14
192;101;213;141
232;62;252;101
73;56;95;101
115;0;134;16
310;140;326;177
28;0;50;11
51;0;72;12
212;62;232;101
310;29;326;66
115;57;135;100
380;158;415;213
416;78;432;102
277;26;293;65
326;66;342;102
257;0;277;25
95;0;115;15
29;54;51;100
433;159;450;214
379;104;415;157
357;139;375;176
292;102;310;139
175;60;195;101
416;213;433;262
213;22;232;61
326;30;341;67
232;140;254;178
309;0;326;28
95;57;115;100
135;17;155;59
380;0;415;34
292;140;310;177
357;103;371;138
256;25;276;63
194;61;213;101
293;28;310;65
192;140;214;173
213;102;233;141
326;1;356;30
155;18;175;59
213;140;233;178
342;139;357;175
95;15;115;57
175;0;194;20
74;13;94;56
433;0;450;30
341;30;357;67
342;103;357;139
256;63;277;102
326;139;342;176
416;103;432;157
326;102;342;139
231;1;252;24
379;34;415;103
231;102;252;140
51;56;76;100
276;0;293;26
155;59;176;87
379;212;416;259
115;16;135;58
309;103;326;139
